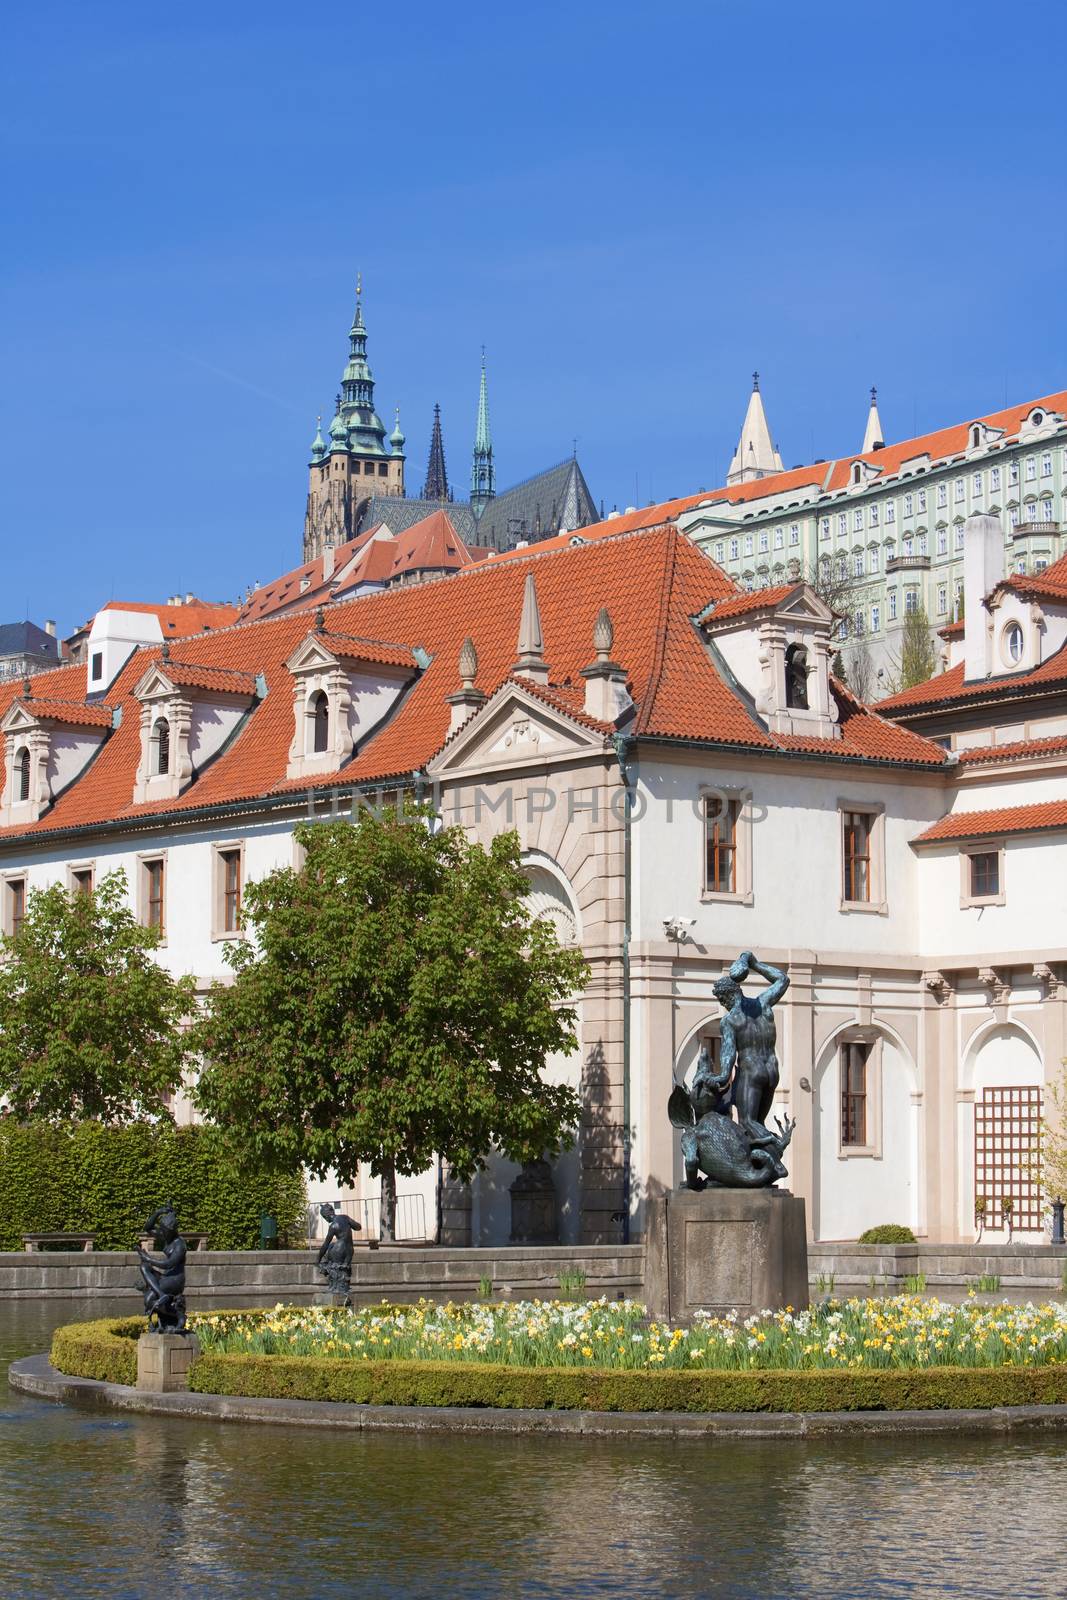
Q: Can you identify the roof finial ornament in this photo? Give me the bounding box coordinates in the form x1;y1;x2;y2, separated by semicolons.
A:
512;573;549;684
458;637;478;689
593;607;614;662
870;385;877;404
752;370;760;392
22;676;31;699
314;606;325;634
161;639;170;662
356;270;362;299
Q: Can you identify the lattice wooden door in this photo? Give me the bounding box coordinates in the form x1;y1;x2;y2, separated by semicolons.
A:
974;1084;1043;1231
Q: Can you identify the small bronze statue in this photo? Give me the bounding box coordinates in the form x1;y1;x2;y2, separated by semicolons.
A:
315;1203;361;1301
137;1202;189;1333
669;951;796;1189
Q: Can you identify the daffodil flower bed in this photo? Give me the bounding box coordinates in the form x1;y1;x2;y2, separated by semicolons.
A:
190;1294;1067;1372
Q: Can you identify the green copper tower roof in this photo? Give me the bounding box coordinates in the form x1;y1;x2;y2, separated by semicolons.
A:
470;350;495;512
333;275;388;458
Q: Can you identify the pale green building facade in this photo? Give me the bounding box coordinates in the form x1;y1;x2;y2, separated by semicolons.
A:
681;386;1067;689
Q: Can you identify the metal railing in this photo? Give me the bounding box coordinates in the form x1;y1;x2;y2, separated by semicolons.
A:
305;1192;429;1246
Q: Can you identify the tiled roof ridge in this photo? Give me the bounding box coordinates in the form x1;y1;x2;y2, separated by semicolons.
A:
633;529;681;737
914;798;1067;843
878;635;1067;711
956;732;1067;765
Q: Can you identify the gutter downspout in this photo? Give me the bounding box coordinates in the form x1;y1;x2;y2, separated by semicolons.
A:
612;731;634;1246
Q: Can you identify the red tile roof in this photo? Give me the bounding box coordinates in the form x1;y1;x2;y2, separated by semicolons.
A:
914;800;1067;843
955;733;1067;766
0;527;948;844
100;599;240;635
15;697;115;729
314;631;417;671
877;640;1067;713
157;662;260;696
702;585;797;622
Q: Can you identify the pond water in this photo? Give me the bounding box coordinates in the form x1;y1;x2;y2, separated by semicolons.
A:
2;1297;1065;1599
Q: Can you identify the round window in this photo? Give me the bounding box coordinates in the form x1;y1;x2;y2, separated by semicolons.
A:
1004;622;1024;664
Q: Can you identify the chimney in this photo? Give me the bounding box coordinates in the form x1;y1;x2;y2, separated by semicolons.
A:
185;592;194;605
44;620;56;637
323;546;335;581
963;513;1003;682
511;574;549;685
580;607;631;721
446;637;487;733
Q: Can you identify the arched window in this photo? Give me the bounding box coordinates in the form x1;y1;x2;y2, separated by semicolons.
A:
15;747;30;802
152;718;170;776
310;691;329;754
785;644;809;710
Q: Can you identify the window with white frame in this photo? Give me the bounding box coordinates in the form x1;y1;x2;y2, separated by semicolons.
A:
955;524;965;549
869;545;880;571
903;535;914;558
1025;457;1036;482
744;534;753;555
972;471;983;495
837;512;847;536
870;603;880;632
701;792;752;902
954;479;965;503
214;845;243;937
990;466;1001;492
140;856;166;934
905;589;918;614
4;876;27;937
714;542;724;563
1009;506;1020;528
888;590;897;621
774;527;784;549
729;538;739;559
789;522;799;545
885;501;895;524
919;532;928;555
937;527;948;555
960;842;1005;908
904;493;913;517
759;530;769;553
937;583;948;615
870;503;879;527
820;516;830;540
954;579;964;612
917;489;927;512
854;610;865;636
1041;451;1052;477
1042;499;1054;523
854;508;863;531
853;552;864;577
1010;459;1019;485
937;482;947;508
840;803;885;909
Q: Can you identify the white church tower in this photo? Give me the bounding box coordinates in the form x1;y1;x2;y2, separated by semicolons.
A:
726;372;785;485
861;385;885;453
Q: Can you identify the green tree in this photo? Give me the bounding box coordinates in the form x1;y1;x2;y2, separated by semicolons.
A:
192;812;588;1239
0;872;194;1123
897;603;938;690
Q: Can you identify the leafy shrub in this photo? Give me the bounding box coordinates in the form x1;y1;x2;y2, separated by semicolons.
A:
50;1317;142;1385
0;1121;304;1251
857;1225;917;1244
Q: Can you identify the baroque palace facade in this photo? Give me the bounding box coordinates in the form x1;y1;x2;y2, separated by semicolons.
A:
684;383;1067;687
0;509;1064;1248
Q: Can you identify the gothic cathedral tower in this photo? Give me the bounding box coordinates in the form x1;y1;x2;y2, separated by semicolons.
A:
303;281;406;563
470;352;495;515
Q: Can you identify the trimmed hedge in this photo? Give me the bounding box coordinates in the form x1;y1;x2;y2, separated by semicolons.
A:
857;1225;917;1244
48;1318;1067;1413
50;1317;143;1386
0;1121;305;1251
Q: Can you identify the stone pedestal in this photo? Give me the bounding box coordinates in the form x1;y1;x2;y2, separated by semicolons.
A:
136;1331;200;1392
662;1188;808;1322
313;1290;351;1308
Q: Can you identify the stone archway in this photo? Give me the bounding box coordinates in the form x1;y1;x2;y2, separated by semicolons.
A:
811;1023;919;1241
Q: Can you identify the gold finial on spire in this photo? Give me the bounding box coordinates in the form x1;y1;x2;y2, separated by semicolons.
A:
356;270;362;299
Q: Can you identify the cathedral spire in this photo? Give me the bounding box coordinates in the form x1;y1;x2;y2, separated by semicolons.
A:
423;403;450;501
726;371;784;485
862;385;885;453
470;349;495;514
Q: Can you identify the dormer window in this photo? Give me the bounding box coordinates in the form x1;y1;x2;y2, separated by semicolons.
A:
971;425;981;448
784;643;809;709
0;698;114;826
310;690;330;754
15;747;29;802
152;718;171;776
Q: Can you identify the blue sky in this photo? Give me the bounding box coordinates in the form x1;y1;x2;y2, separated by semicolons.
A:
2;1;1065;635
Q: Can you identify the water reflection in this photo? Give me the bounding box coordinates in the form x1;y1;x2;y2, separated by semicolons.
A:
2;1299;1066;1598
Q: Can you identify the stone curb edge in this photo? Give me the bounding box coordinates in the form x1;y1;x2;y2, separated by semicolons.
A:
11;1353;1067;1440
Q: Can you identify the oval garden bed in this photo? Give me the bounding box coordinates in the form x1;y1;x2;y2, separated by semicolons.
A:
49;1296;1067;1414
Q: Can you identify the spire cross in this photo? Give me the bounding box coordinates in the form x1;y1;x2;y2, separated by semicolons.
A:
752;370;760;391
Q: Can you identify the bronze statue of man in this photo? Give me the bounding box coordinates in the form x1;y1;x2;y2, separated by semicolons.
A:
710;950;790;1146
315;1203;361;1300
